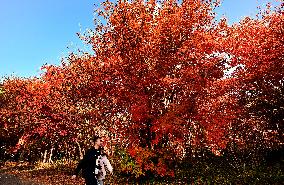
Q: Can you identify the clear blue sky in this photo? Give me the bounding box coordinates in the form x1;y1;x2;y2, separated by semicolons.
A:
0;0;279;78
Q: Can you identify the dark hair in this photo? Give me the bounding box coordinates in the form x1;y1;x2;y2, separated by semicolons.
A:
91;135;101;143
100;147;107;157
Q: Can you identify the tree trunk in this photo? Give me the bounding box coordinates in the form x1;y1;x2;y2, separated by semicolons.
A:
48;147;54;163
76;141;83;159
65;147;69;161
43;150;47;163
82;149;85;157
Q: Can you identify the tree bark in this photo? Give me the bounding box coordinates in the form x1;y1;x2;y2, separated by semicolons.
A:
76;141;83;159
43;150;47;163
48;147;54;163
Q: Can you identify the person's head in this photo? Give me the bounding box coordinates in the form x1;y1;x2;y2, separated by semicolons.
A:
91;135;101;147
100;147;108;157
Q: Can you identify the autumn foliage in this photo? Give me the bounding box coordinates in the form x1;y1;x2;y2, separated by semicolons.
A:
0;0;283;178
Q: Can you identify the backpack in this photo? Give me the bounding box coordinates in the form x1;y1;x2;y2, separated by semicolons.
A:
95;155;102;175
94;149;104;175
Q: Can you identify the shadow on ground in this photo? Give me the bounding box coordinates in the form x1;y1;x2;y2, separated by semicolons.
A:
0;173;40;185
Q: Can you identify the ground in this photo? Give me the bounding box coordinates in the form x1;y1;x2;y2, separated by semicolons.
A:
0;173;40;185
0;162;86;185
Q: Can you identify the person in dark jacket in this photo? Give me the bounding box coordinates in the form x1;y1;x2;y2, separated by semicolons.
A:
72;136;103;185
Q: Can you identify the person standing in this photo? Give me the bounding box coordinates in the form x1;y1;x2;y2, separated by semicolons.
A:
72;136;102;185
97;149;113;185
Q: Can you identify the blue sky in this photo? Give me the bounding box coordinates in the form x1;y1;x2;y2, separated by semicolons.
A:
0;0;279;78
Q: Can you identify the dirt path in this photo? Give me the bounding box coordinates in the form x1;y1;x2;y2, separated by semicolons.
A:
0;173;41;185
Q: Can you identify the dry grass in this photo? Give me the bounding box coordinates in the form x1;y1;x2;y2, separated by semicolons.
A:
0;161;85;185
0;161;139;185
